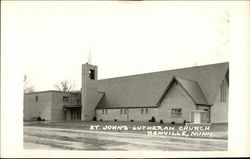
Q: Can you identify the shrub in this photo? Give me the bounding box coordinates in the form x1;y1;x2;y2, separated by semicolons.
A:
100;119;103;121
93;116;97;121
149;116;156;122
37;116;42;121
160;119;164;124
114;119;117;121
171;121;175;125
130;120;134;122
183;120;187;125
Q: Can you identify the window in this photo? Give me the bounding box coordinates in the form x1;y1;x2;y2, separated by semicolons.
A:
89;69;95;80
145;108;148;114
120;109;126;115
102;109;108;115
35;96;38;102
63;96;69;101
220;80;227;102
171;108;182;118
204;109;209;112
141;108;144;114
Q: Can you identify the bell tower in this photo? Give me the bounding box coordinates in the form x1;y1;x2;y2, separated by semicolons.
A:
81;63;98;120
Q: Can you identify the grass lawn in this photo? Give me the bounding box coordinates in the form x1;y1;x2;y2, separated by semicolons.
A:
24;120;228;139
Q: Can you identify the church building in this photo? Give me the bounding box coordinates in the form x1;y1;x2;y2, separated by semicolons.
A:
24;62;229;123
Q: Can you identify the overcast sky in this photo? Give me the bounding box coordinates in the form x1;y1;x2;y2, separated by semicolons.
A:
3;1;230;91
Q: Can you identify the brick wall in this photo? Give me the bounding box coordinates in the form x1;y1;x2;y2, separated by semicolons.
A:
211;77;229;123
51;92;71;121
157;81;196;123
96;109;127;121
24;92;52;120
128;108;158;122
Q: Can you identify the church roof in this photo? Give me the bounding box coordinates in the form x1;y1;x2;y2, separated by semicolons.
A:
156;76;209;106
175;77;209;105
96;62;229;109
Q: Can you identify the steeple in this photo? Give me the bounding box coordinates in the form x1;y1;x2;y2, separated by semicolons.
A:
87;43;92;64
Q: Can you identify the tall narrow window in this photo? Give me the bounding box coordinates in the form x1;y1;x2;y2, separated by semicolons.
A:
220;80;227;102
105;109;108;114
120;109;123;114
141;108;144;114
171;108;182;118
35;96;38;102
145;108;148;114
102;109;105;114
124;109;127;114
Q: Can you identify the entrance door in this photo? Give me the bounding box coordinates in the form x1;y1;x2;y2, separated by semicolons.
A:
194;112;200;124
71;109;81;120
63;110;67;120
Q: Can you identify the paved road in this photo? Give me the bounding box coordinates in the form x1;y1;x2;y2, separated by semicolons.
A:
24;126;227;151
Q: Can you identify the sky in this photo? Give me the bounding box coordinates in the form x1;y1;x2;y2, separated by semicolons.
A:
2;1;230;91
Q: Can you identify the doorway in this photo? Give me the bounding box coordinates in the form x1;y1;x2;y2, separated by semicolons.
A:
71;109;81;120
194;111;200;123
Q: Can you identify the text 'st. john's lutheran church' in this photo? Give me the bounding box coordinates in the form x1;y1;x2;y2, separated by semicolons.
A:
24;62;229;124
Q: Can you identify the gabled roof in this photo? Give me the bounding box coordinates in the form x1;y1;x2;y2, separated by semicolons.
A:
96;62;229;109
157;76;209;106
176;77;209;105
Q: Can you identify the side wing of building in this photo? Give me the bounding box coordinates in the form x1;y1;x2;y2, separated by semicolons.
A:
24;91;81;121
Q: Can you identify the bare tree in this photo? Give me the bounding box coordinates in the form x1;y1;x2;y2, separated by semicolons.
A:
23;75;34;93
54;80;75;92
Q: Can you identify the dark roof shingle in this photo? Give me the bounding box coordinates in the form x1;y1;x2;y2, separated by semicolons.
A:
175;77;209;105
96;62;229;109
